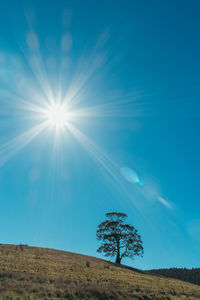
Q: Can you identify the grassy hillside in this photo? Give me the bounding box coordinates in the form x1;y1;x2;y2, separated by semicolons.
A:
0;244;200;299
147;268;200;286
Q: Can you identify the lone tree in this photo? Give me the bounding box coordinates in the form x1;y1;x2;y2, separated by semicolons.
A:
96;212;143;264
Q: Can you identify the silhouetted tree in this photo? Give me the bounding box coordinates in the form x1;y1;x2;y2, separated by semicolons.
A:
96;212;143;264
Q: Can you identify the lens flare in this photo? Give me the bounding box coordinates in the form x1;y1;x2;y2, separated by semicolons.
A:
120;167;142;185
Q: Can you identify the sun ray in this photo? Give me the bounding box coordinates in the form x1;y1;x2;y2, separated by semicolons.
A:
70;95;146;119
67;123;146;213
0;121;48;167
17;33;55;105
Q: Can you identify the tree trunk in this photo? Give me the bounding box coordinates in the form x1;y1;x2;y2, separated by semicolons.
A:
115;240;121;264
115;254;121;264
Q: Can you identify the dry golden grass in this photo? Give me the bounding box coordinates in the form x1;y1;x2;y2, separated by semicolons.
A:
0;244;199;299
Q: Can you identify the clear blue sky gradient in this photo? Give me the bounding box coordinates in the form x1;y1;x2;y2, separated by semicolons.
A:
0;0;200;270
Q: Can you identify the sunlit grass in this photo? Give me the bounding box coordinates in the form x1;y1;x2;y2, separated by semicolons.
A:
0;244;199;299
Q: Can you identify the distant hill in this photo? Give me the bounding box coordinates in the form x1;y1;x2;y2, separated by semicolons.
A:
147;268;200;286
0;244;200;299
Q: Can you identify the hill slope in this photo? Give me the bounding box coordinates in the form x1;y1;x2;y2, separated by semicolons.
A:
147;268;200;286
0;244;200;299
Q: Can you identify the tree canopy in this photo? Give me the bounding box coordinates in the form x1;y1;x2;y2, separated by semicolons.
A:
96;212;143;264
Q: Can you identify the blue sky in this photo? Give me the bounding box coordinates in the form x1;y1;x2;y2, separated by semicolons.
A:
0;0;200;270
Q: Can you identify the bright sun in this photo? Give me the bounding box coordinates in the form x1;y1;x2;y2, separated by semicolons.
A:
45;103;69;130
